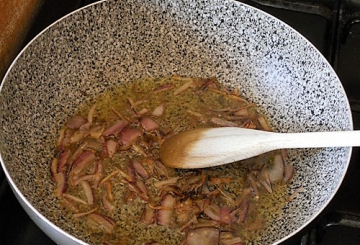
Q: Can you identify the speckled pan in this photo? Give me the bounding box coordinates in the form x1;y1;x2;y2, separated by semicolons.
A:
0;0;352;244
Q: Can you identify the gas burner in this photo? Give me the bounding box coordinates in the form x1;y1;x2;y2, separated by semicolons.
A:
244;0;336;19
306;212;360;244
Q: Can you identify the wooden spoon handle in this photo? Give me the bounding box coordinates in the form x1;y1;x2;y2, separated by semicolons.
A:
273;130;360;149
160;127;358;169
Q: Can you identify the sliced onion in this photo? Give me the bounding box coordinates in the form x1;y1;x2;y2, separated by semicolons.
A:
93;161;103;187
118;128;142;150
132;144;148;157
283;164;295;184
268;154;285;183
132;160;150;179
192;77;216;89
58;149;70;172
106;139;118;158
80;180;94;205
136;180;149;199
87;213;116;233
126;180;149;201
154;177;179;189
72;150;96;175
158;185;183;197
281;149;289;160
102;120;128;137
187;110;207;123
105;181;114;202
54;172;66;197
141;158;156;176
68;142;87;163
73;207;98;218
234;108;249;117
237;200;249;223
186;227;220;245
203;203;221;221
242;120;257;129
141;204;156;225
127;161;137;183
63;193;87;205
50;158;58;182
248;173;259;198
153;83;174;94
72;174;95;186
258;169;272;193
137;108;149;116
110;107;127;120
117;169;133;183
140;117;159;132
57;128;65;147
210;117;238;127
100;169;120;185
259;179;272;193
157;194;176;226
128;97;142;115
258;116;271;131
60;128;74;147
192;219;220;229
219;206;232;224
135;100;149;107
174;80;193;95
87;104;97;124
152;104;165;117
102;195;115;211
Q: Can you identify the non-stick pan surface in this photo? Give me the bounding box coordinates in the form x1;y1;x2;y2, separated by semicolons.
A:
0;0;352;244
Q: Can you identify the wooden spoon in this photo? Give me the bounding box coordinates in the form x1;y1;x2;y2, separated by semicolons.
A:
159;127;359;169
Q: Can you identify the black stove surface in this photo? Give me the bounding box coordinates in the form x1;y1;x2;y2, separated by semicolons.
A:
1;0;360;244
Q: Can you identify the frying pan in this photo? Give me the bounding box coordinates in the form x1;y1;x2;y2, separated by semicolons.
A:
0;0;352;244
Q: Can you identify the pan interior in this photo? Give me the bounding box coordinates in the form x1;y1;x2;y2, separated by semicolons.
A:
0;0;351;244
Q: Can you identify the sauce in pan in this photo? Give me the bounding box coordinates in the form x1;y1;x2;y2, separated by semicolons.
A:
51;76;294;245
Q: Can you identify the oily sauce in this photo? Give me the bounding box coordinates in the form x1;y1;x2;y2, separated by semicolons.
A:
53;76;290;245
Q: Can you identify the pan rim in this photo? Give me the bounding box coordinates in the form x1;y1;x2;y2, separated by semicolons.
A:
0;0;353;244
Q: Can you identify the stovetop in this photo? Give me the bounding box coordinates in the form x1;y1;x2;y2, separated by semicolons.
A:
1;0;360;244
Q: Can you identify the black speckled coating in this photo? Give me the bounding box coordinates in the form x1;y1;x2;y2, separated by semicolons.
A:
0;0;352;244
